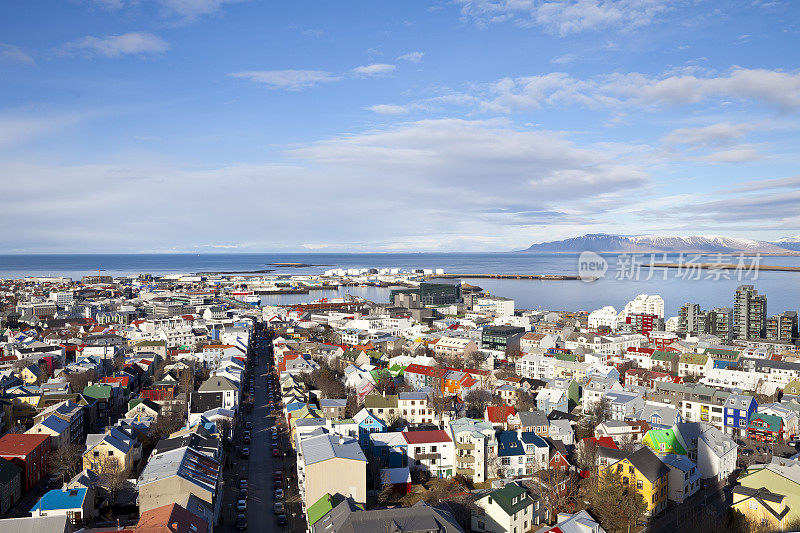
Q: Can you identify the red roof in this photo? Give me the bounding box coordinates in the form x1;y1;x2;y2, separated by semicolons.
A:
485;405;516;423
402;430;452;444
102;376;131;387
627;346;655;355
404;363;447;378
135;503;208;533
0;433;50;456
581;436;618;450
461;376;477;388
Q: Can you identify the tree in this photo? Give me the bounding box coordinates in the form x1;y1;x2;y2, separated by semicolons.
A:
525;468;579;524
516;390;537;412
344;390;359;418
577;396;612;439
589;466;646;533
96;456;128;507
49;443;83;483
178;363;196;398
464;389;492;418
66;370;98;394
428;388;452;424
466;350;485;370
150;406;186;439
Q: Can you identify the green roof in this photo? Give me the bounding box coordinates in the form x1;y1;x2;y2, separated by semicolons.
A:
364;394;398;409
652;351;678;361
307;493;345;525
128;398;160;412
706;348;739;358
484;483;533;516
679;353;708;365
136;340;166;347
748;412;783;433
332;418;355;425
82;384;112;399
643;428;686;455
554;353;577;362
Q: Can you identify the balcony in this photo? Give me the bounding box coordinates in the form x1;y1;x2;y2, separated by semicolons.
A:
416;453;440;461
456;442;475;450
457;455;475;464
456;467;474;476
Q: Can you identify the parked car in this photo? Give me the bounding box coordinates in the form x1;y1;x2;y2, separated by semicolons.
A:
239;488;248;499
236;514;247;530
741;448;754;456
277;514;287;526
272;448;279;457
246;421;253;430
275;480;282;490
275;489;284;500
240;479;248;490
273;502;285;514
241;447;250;458
237;499;247;512
274;470;283;480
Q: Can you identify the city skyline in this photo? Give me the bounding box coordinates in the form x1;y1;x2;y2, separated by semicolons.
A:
2;1;800;253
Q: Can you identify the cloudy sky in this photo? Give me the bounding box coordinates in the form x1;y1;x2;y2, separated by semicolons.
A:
1;0;799;253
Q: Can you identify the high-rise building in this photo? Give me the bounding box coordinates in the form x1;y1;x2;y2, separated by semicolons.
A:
678;303;706;335
707;307;733;342
766;311;798;343
619;294;665;320
733;285;767;340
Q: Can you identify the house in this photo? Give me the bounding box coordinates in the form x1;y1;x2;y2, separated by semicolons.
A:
517;411;550;437
135;502;209;533
642;428;687;456
369;432;408;470
659;454;700;504
402;430;454;478
0;433;51;492
83;427;139;477
30;487;94;525
748;412;784;443
126;398;162;419
520;432;550;474
398;392;435;424
309;498;463;533
297;433;367;514
471;481;542;533
600;447;669;516
603;391;644;421
26;415;70;450
486;405;518;431
678;353;710;378
19;364;43;385
496;431;527;478
736;457;800;525
731;486;791;531
449;417;496;484
34;400;85;445
547;419;575;446
364;394;399;424
595;420;650;446
724;394;757;438
434;337;478;360
674;422;737;482
0;457;22;515
535;510;605;533
197;375;239;411
320;399;347;420
638;403;682;431
138;446;221;526
0;515;70;533
352;409;387;448
536;388;568;415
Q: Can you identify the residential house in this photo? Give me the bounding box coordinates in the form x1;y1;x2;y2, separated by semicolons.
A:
398;392;435;425
364;394;399;424
402;430;454;478
736;457;800;525
83;426;140;477
297;433;367;514
603;391;644;421
0;433;51;492
309;499;463;533
674;422;737;482
352;409;387;449
26;415;70;450
320;399;347;420
748;412;784;443
486;405;518;431
197;375;239;411
600;447;669;516
135;502;209;533
0;457;22;515
659;454;700;504
537;388;568;416
30;487;94;525
471;481;542;533
731;486;791;531
450;418;496;484
724;394;757;439
535;511;605;533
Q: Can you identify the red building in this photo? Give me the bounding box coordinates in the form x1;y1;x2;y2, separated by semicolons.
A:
0;433;51;492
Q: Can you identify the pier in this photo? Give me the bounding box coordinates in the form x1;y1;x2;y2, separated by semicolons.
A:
428;273;582;280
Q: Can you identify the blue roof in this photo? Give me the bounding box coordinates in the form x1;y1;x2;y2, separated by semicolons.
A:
519;431;548;447
497;431;525;457
31;488;87;512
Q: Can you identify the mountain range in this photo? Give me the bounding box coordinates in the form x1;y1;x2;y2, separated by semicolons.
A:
521;234;800;253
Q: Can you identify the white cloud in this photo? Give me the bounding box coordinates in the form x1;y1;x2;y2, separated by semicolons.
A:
160;0;247;20
367;104;410;115
695;147;763;163
62;32;170;57
229;70;340;90
661;122;753;147
398;51;424;63
91;0;126;9
551;53;576;64
0;43;34;64
456;0;672;36
352;63;396;77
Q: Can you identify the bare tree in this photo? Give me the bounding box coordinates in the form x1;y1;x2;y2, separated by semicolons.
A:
96;456;128;507
464;388;492;418
577;396;612;439
150;406;186;439
344;390;359;418
516;390;537;412
49;443;83;483
525;468;579;524
588;466;646;533
66;370;98;393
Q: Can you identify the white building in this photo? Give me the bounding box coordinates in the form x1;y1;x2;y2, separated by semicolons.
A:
474;296;515;317
588;306;619;330
619;294;665;320
660;454;700;504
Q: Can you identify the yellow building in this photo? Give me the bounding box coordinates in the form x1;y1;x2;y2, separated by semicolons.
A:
732;486;790;531
601;447;669;516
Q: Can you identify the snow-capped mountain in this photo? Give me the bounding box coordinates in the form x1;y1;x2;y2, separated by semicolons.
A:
522;233;795;253
772;236;800;251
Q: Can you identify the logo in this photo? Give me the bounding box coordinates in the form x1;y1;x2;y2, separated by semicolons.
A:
578;251;607;282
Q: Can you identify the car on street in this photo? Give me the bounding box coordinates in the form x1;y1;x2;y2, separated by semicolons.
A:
277;514;287;526
272;448;279;457
271;434;278;441
239;488;248;499
741;448;754;456
237;499;247;511
240;479;248;490
274;470;283;480
236;513;247;530
275;489;284;499
243;435;251;445
275;480;282;490
241;447;250;457
273;502;285;514
246;421;253;430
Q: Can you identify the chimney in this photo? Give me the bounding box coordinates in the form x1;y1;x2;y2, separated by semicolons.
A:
338;435;344;446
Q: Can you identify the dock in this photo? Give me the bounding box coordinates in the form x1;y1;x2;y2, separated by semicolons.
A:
649;263;800;272
428;273;582;280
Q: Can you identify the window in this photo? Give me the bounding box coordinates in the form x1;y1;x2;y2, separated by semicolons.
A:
637;480;643;490
749;500;758;510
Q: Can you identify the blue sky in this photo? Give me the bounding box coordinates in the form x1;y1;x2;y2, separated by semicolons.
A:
1;0;799;253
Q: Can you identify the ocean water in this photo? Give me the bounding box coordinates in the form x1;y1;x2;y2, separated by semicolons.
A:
2;252;799;317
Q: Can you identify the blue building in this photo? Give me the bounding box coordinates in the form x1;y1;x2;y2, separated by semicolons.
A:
369;432;408;468
724;394;757;439
497;431;526;477
31;488;92;524
353;408;387;448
